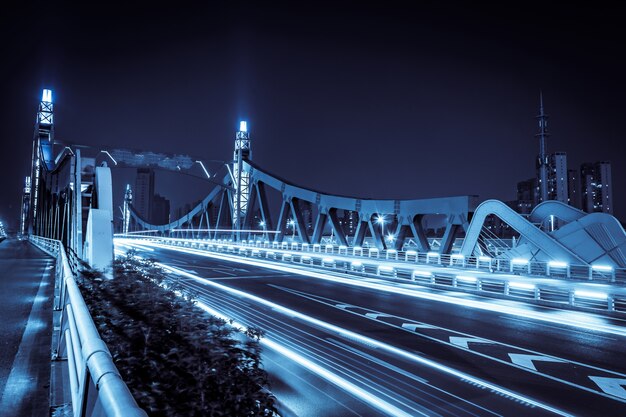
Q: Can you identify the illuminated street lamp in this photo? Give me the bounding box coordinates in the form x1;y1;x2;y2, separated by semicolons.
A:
375;214;386;244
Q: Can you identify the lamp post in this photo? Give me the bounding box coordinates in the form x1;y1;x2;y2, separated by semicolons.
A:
259;220;266;242
287;219;296;240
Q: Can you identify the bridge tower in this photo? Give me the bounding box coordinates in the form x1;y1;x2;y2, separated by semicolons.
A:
123;184;133;234
233;120;251;237
29;89;55;234
536;91;550;203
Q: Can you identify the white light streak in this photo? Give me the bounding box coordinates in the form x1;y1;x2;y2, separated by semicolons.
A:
508;282;535;290
574;290;608;300
158;262;571;417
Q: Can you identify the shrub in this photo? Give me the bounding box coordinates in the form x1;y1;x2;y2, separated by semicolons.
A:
78;251;276;416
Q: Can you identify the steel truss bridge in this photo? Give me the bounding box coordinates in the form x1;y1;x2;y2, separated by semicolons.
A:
22;90;626;273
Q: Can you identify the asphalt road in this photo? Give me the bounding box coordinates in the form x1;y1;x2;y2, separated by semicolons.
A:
0;238;53;416
118;240;626;416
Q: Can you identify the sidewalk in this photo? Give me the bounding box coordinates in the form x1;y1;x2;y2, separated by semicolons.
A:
0;237;54;416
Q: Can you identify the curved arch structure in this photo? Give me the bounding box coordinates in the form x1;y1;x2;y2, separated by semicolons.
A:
528;200;586;225
461;199;626;267
129;159;479;253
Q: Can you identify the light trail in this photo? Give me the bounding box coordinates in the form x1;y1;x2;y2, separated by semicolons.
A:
117;238;626;338
194;299;416;417
155;260;571;416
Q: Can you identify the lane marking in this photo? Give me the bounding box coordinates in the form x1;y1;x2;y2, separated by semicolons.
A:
589;377;626;401
402;323;437;331
508;354;567;371
449;337;494;349
270;284;626;403
157;262;572;416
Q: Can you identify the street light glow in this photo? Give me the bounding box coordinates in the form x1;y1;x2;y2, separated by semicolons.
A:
376;215;385;225
239;120;247;132
42;89;52;103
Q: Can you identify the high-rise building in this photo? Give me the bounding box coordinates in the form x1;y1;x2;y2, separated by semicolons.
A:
516;178;537;214
152;194;170;225
135;168;155;221
567;169;580;209
547;152;568;203
581;162;613;214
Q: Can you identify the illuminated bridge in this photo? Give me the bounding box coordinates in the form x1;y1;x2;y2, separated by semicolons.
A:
15;89;626;416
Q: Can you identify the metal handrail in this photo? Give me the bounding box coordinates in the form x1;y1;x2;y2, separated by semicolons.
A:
30;235;147;417
117;233;624;284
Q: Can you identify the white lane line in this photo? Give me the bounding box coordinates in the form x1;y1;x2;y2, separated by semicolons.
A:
326;338;501;417
0;261;51;413
508;354;567;371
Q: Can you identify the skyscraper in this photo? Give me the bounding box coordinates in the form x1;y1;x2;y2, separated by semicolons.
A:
567;169;581;209
151;194;170;225
581;162;613;214
547;152;568;203
135;168;155;221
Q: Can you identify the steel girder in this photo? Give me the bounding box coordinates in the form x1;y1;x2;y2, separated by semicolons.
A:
242;160;477;252
127;159;477;253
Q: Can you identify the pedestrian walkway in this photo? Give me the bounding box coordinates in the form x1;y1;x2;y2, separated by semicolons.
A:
0;237;54;416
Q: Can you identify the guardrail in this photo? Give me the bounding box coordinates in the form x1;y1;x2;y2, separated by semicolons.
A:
30;235;147;417
116;234;625;284
121;235;626;315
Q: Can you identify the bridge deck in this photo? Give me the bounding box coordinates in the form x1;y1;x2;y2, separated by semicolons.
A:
0;238;54;416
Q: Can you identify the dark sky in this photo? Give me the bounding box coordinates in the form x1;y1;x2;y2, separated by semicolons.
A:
2;1;626;230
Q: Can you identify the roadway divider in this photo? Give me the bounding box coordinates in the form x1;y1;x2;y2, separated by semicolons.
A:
122;236;626;316
30;235;147;417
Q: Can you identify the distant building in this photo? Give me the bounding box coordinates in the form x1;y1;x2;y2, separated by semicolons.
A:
567;169;581;209
515;178;537;214
581;161;613;214
135;168;155;221
547;152;568;203
151;194;170;225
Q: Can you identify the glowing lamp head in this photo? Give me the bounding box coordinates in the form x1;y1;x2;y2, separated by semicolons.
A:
239;121;247;132
376;215;385;225
42;89;52;103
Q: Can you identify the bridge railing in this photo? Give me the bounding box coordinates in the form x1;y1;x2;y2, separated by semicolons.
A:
118;235;626;313
118;235;626;314
29;235;147;417
120;234;623;285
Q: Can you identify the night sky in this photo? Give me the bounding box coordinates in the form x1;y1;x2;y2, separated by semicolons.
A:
2;2;626;230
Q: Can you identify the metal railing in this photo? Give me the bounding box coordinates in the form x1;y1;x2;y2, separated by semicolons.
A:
122;235;626;315
30;235;147;417
120;234;623;284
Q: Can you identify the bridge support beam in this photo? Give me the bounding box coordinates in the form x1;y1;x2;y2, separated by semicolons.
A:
311;212;328;244
409;215;431;253
353;219;368;247
274;200;290;243
328;209;348;247
290;199;311;245
440;223;460;254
